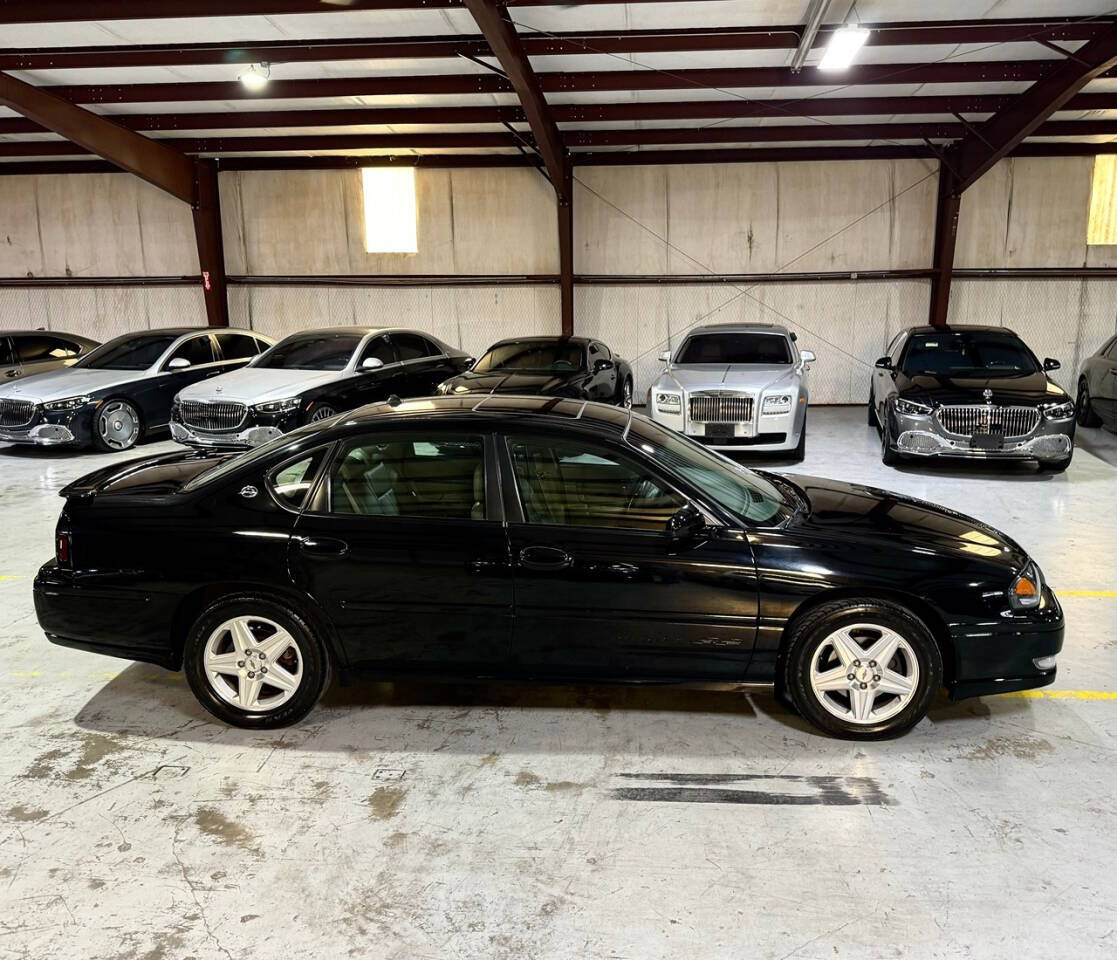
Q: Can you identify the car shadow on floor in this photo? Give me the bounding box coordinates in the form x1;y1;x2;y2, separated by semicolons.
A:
71;662;1031;750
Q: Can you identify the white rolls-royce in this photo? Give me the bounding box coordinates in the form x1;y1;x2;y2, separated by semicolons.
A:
646;322;814;458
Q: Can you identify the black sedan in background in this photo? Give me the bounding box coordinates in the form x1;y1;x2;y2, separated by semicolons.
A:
35;396;1062;740
437;336;634;407
171;327;472;448
1076;333;1117;430
870;325;1076;471
0;327;270;451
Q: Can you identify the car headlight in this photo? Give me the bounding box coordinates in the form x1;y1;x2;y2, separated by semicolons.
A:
655;391;682;414
253;397;301;414
895;397;933;416
761;394;792;416
42;395;91;412
1041;400;1075;420
1008;561;1044;611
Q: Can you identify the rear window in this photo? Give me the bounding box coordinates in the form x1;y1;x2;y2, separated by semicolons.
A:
676;333;791;365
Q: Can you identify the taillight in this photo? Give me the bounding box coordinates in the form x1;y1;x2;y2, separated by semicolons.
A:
56;532;70;567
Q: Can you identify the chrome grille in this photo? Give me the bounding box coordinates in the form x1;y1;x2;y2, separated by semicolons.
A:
0;399;35;428
180;399;247;433
936;405;1039;439
689;393;754;423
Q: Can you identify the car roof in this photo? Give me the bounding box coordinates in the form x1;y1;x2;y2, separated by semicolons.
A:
684;322;790;335
489;335;592;346
271;326;446;340
902;324;1018;336
3;330;98;343
332;394;632;432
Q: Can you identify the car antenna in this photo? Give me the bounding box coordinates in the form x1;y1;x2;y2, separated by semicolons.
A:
387;394;402;407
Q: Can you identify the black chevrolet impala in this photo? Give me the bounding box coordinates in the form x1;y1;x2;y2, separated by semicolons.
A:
34;397;1063;739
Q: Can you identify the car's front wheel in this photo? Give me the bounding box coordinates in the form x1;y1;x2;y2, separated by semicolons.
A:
306;401;338;424
93;398;142;452
880;417;901;466
783;599;942;740
183;596;331;728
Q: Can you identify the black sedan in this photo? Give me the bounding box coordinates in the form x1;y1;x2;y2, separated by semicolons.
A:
437;336;634;407
0;327;271;451
1076;332;1117;430
170;327;472;449
35;396;1062;740
870;324;1076;471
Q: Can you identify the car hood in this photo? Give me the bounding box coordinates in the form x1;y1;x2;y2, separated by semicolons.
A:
656;364;799;393
777;472;1029;569
0;366;144;402
894;370;1067;406
439;370;580;395
176;367;352;403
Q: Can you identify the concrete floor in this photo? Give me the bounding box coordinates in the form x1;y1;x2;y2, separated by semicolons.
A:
2;406;1116;960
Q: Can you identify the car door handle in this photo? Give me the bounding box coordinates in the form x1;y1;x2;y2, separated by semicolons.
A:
518;545;572;571
6;370;19;378
298;536;349;558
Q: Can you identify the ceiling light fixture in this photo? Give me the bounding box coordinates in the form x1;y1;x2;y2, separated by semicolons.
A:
818;25;870;72
238;62;271;91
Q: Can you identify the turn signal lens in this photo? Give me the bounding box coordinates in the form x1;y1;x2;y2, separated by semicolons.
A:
1009;563;1043;610
1014;576;1037;598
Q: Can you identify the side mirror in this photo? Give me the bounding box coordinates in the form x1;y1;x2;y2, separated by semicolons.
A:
168;357;191;370
665;503;708;544
594;358;614;373
1043;357;1061;371
800;350;816;363
874;356;893;370
361;357;384;371
659;350;672;363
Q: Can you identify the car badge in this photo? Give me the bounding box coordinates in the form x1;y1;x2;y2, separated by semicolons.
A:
983;388;993;403
215;385;223;394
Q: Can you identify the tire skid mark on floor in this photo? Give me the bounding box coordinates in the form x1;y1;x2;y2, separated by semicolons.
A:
609;772;890;806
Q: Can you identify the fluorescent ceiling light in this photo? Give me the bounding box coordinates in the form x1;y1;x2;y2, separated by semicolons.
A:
238;62;270;91
819;26;870;72
362;167;419;254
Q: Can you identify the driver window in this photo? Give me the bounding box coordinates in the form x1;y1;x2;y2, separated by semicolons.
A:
508;436;683;531
359;336;397;367
165;336;215;369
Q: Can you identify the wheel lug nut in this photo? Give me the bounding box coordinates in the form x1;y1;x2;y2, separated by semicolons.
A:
237;660;244;668
859;682;868;689
869;661;877;668
873;675;881;682
259;652;266;660
247;671;255;678
260;667;267;674
847;674;854;681
853;660;861;667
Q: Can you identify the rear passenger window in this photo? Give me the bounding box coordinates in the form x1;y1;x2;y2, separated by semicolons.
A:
393;334;433;361
216;332;262;361
328;436;485;520
17;335;79;362
166;336;215;368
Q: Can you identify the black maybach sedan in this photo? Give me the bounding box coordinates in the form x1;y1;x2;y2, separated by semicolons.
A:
436;336;634;407
870;325;1076;471
35;397;1063;740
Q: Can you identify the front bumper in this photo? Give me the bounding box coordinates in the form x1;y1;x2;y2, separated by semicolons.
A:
0;407;93;447
889;408;1075;461
170;406;298;450
648;395;806;452
947;586;1065;700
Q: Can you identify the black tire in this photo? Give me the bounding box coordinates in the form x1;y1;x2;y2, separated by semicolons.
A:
619;377;633;408
783;599;942;740
867;392;877;427
791;420;806;461
92;397;143;452
183;595;331;729
880;416;901;466
1077;379;1102;427
305;400;338;425
1038;454;1072;473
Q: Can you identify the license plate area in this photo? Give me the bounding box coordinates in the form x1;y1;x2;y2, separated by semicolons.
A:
970;433;1004;451
705;423;736;439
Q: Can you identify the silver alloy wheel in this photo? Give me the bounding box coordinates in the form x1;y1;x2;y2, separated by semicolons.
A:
309;405;336;422
809;622;919;725
203;615;304;713
622;380;633;408
97;400;140;451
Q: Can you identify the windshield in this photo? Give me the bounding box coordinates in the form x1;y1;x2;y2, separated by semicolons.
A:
76;334;178;371
627;417;790;525
901;331;1040;378
676;333;792;365
182;422;323;492
255;334;361;371
473;341;584;373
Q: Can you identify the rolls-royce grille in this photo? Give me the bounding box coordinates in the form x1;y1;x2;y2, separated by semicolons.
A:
180;400;247;433
689;394;754;423
936;404;1039;439
0;399;36;428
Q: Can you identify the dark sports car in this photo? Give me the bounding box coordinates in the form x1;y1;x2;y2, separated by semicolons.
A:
870;325;1075;471
35;396;1062;740
0;327;271;451
436;336;634;407
170;326;472;449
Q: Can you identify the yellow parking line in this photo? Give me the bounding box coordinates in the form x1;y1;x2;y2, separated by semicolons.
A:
1001;690;1117;700
1057;590;1117;598
0;574;22;582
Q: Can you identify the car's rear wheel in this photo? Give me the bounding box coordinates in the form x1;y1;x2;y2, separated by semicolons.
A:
784;599;941;740
1077;379;1101;427
93;398;142;452
184;596;330;728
